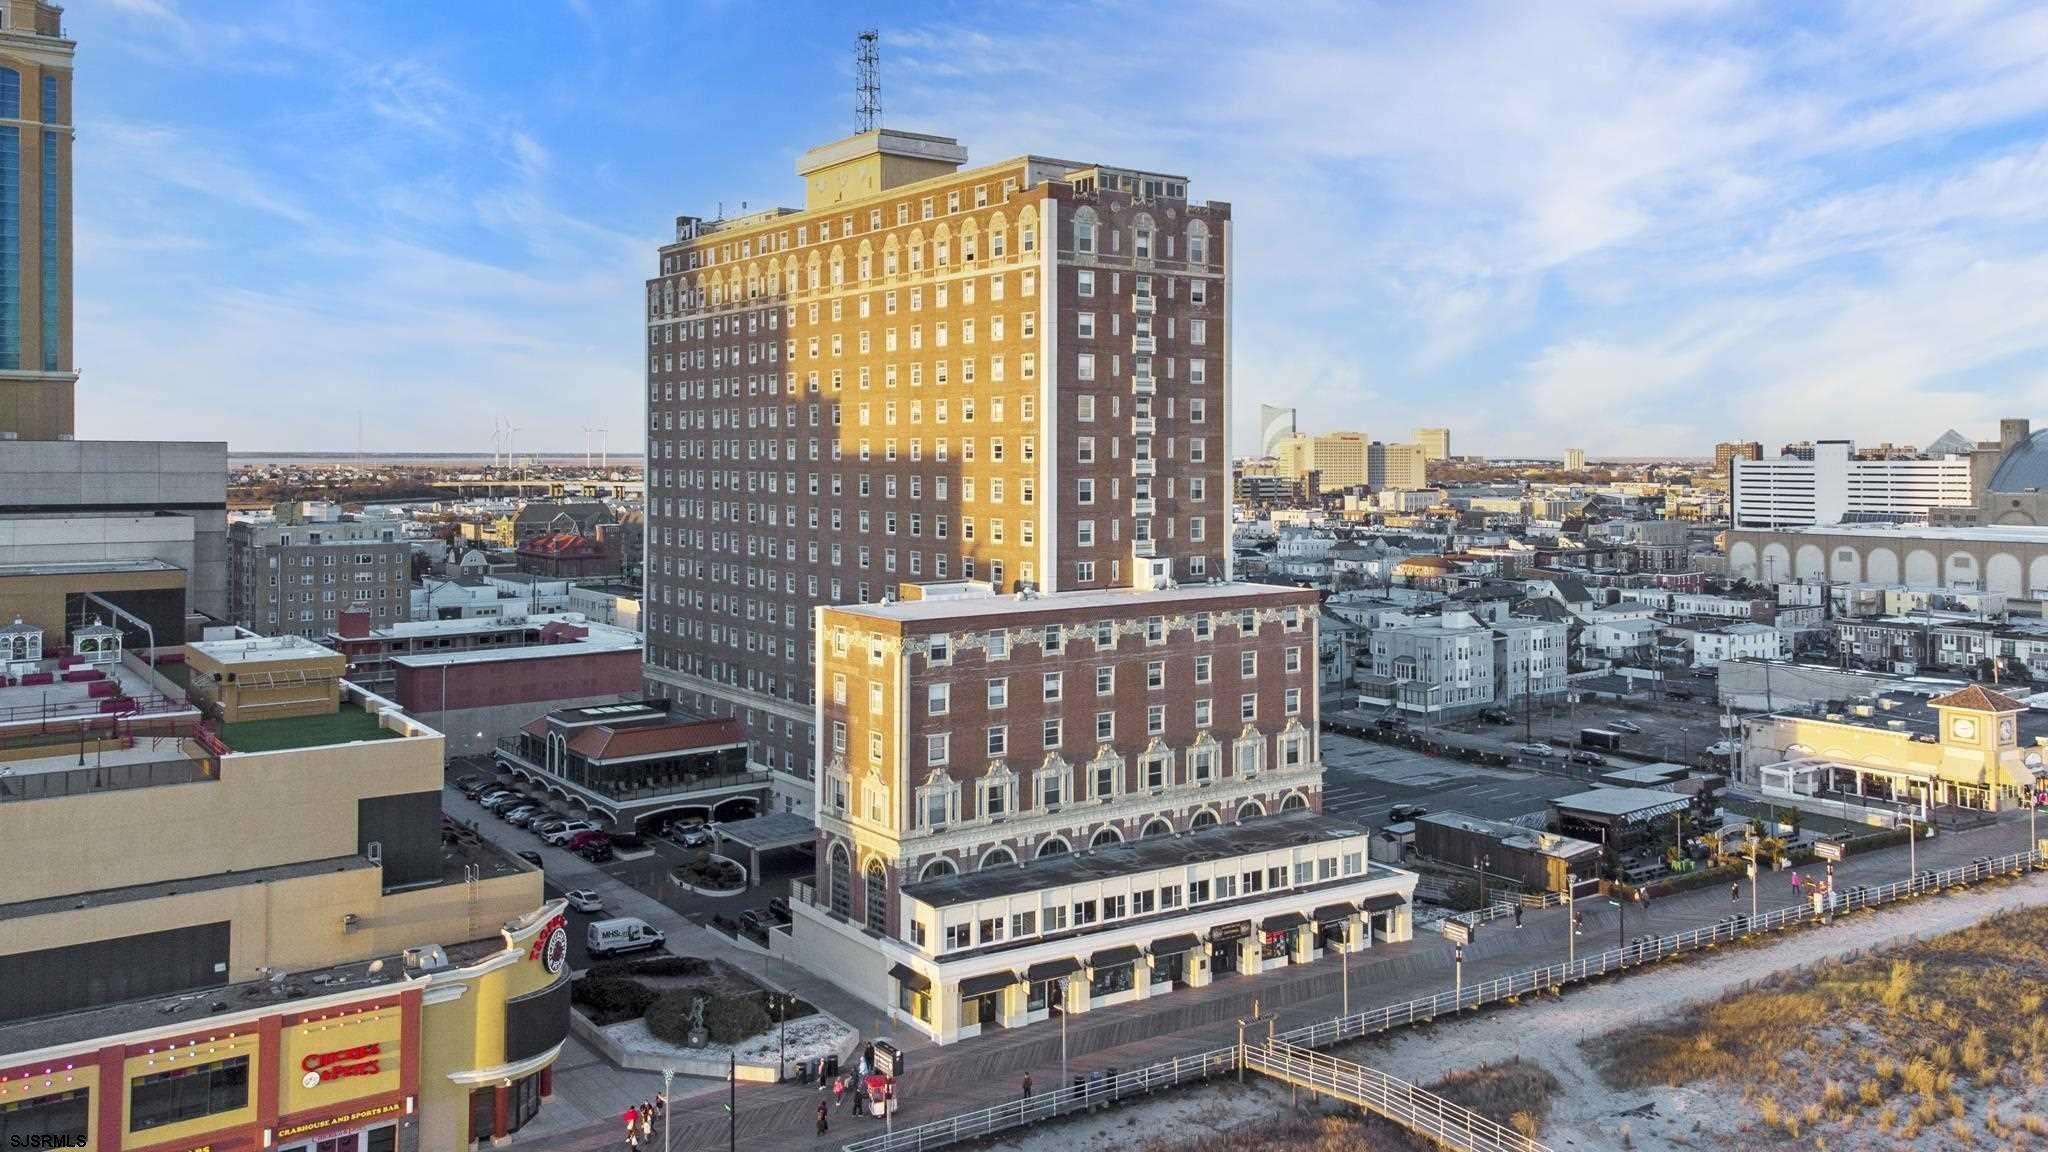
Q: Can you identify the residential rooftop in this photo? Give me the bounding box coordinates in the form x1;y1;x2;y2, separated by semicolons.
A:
215;705;401;753
187;634;339;665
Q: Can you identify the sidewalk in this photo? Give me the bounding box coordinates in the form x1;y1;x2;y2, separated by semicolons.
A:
514;801;2031;1152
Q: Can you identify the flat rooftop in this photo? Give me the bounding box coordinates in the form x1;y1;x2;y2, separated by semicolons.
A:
1416;811;1602;859
0;931;507;1057
1551;787;1695;820
1743;523;2048;544
387;634;641;669
1772;687;2048;745
346;611;602;641
188;634;340;664
832;580;1312;626
903;810;1381;907
0;558;184;579
215;707;399;753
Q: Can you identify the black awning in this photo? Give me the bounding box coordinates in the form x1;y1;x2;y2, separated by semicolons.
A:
1024;957;1083;983
958;971;1019;998
1361;893;1407;913
1208;920;1253;943
1313;903;1356;924
887;962;931;993
1090;944;1142;968
1260;911;1308;933
1149;932;1202;957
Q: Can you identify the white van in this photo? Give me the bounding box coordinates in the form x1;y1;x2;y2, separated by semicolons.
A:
586;917;665;958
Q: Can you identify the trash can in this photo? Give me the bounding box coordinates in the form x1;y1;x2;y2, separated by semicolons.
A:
821;1054;840;1080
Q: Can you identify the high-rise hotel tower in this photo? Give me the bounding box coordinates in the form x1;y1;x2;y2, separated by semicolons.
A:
642;129;1232;812
0;0;68;441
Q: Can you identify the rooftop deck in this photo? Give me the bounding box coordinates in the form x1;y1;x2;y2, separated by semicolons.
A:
215;706;399;753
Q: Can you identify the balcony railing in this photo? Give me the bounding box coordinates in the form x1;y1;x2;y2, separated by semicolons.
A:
1131;416;1156;435
1132;336;1157;354
1132;294;1156;315
1132;458;1157;478
1132;376;1157;396
1132;497;1157;516
1133;540;1157;558
0;755;218;803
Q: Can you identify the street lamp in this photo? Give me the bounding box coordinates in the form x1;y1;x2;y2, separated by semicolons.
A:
661;1068;673;1152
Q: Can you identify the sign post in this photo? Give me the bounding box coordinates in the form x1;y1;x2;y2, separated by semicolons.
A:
1815;839;1845;922
1442;919;1473;1005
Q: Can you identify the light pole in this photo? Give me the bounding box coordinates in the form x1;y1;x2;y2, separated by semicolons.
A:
1907;815;1917;887
1340;930;1350;1019
661;1068;673;1152
1564;872;1577;974
1747;827;1759;925
1058;977;1069;1102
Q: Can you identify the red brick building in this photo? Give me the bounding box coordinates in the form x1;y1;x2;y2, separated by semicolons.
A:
514;532;621;578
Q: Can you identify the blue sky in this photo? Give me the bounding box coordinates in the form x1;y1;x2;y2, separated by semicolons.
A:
73;0;2048;456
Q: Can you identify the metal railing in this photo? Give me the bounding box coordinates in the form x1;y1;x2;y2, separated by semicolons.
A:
1419;899;1521;935
0;754;217;803
1245;1040;1549;1152
840;847;2041;1152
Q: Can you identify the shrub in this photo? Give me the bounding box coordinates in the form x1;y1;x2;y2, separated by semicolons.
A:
644;990;699;1046
587;955;711;980
571;977;660;1024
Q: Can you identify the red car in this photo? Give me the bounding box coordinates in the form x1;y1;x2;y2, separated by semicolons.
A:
567;830;612;851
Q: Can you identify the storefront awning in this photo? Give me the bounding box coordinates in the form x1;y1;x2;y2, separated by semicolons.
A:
1259;911;1308;933
887;962;931;993
1313;902;1356;924
1090;944;1143;969
1361;893;1407;914
1208;920;1253;943
1025;957;1083;983
1149;932;1202;957
958;970;1019;998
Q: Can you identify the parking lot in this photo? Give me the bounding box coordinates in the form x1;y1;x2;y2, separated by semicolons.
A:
444;756;810;958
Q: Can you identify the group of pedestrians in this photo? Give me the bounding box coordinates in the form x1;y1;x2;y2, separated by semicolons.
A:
816;1042;895;1134
621;1092;666;1149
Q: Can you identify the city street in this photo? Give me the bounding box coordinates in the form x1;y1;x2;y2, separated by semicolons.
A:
513;789;2039;1152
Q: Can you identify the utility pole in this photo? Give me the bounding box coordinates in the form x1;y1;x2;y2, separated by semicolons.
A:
728;1053;736;1152
662;1068;673;1152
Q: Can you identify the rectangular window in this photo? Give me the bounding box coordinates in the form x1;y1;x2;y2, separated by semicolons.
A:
130;1056;250;1133
928;733;949;765
1043;671;1063;701
987;677;1008;709
987;725;1008;756
927;683;949;714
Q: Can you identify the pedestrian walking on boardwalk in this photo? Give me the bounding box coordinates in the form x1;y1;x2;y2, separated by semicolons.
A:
817;1099;830;1136
1022;1072;1033;1099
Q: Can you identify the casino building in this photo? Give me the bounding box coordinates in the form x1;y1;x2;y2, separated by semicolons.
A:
0;635;570;1151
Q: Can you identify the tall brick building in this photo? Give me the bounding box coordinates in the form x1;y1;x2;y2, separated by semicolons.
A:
642;128;1233;812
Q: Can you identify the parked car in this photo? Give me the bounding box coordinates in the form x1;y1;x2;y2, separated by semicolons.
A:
1570;750;1605;766
1476;709;1512;725
455;774;488;791
1704;740;1737;757
767;897;792;922
564;889;605;914
564;829;610;851
586;917;663;958
480;792;526;812
1608;719;1643;733
739;908;773;934
504;806;545;827
543;821;598;846
1515;743;1558;757
1387;803;1429;822
515;850;543;867
576;841;616;863
677;826;714;849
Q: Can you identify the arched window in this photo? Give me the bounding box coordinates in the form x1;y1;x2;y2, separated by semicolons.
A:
1190;809;1219;829
864;860;888;933
1036;837;1071;859
1140;818;1173;839
978;846;1016;870
1072;207;1099;255
1186;220;1210;265
1236;800;1266;822
919;857;957;881
829;843;852;918
1090;827;1122;848
1281;793;1309;812
1132;212;1155;260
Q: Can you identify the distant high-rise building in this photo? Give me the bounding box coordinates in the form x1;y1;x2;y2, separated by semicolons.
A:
1259;403;1296;456
0;1;72;442
642;127;1232;813
1367;441;1426;490
1714;441;1763;474
1780;440;1817;461
228;502;410;636
1275;431;1367;490
1563;448;1586;471
1415;427;1450;462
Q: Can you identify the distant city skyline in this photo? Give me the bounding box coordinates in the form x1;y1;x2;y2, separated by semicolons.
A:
66;2;2048;454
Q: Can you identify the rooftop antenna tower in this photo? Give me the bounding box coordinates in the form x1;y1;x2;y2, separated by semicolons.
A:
856;29;881;133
